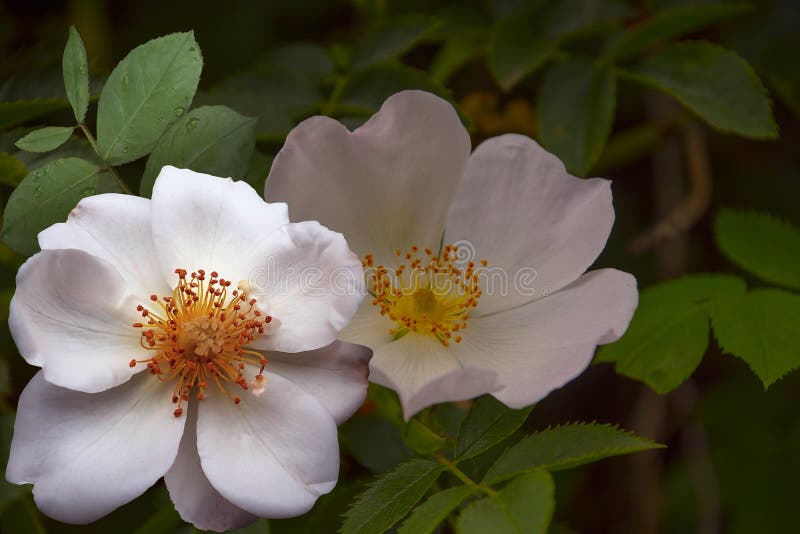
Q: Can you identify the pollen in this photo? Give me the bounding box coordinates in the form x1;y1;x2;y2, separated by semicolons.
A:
364;244;485;347
130;269;271;417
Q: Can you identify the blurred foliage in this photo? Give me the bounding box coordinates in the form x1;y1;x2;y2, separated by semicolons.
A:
0;0;799;532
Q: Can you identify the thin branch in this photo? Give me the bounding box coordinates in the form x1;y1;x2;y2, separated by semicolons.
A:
78;122;133;194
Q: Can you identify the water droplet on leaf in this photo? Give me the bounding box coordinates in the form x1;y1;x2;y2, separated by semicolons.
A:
80;187;96;196
186;117;200;130
79;64;88;75
174;107;185;117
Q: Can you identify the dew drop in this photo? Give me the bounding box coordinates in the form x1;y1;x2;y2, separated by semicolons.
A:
186;117;200;131
174;107;185;117
123;146;129;153
33;186;43;198
122;75;129;86
79;64;88;75
80;187;96;196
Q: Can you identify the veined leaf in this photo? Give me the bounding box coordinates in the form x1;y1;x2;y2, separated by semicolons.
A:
712;288;800;387
1;158;119;256
610;3;752;61
15;126;74;153
455;395;532;462
596;274;746;393
458;470;554;534
398;485;474;534
63;26;90;122
538;58;616;176
483;423;663;485
352;15;440;69
97;32;203;165
341;458;444;534
622;41;777;139
140;105;256;196
715;209;800;290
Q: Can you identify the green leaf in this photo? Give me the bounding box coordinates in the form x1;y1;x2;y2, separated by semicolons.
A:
714;210;800;290
483;423;663;485
403;419;448;455
430;32;487;83
14;126;74;153
397;484;474;534
623;41;777;139
341;458;444;534
489;0;632;90
352;15;440;69
596;274;746;393
140;105;256;196
458;471;554;534
1;158;117;256
97;31;203;165
537;58;616;176
0;495;45;534
455;396;532;462
339;63;453;114
340;415;414;473
712;288;800;387
0;152;27;187
610;3;752;61
198;44;332;141
132;503;183;534
0;98;68;130
63;26;90;122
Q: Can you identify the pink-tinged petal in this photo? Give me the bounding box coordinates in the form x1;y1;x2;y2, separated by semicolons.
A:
445;134;615;315
369;333;501;419
196;371;339;518
150;166;289;286
266;90;471;265
264;341;371;424
38;194;168;300
455;269;638;408
246;221;364;353
9;248;142;393
6;372;185;524
165;403;257;532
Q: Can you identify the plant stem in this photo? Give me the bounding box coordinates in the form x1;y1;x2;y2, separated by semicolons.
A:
78;122;132;194
321;76;348;117
434;454;497;497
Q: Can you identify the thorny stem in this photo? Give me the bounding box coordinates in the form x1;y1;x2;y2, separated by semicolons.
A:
78;122;133;194
434;453;497;497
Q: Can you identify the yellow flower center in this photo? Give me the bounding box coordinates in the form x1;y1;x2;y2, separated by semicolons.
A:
130;269;271;417
364;244;485;346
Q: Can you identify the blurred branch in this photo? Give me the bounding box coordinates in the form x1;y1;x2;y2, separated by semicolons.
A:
628;120;712;256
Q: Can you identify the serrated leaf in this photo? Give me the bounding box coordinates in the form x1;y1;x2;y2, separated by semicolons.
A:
458;470;554;534
0;152;27;186
0;98;68;130
610;3;752;61
483;423;662;485
537;58;616;176
712;288;800;387
14;126;74;153
352;15;440;69
140;105;256;196
97;32;203;165
339;63;453;114
1;158;118;256
489;0;632;90
341;459;444;534
596;274;746;393
63;26;90;122
455;396;532;462
398;484;474;534
715;210;800;290
623;41;777;139
198;44;332;141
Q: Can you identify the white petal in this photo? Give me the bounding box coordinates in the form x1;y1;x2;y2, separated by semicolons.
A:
263;341;371;424
369;333;501;419
338;301;396;351
196;371;339;518
444;134;615;315
9;249;141;393
165;402;257;532
151;166;289;286
6;372;185;524
38;193;168;300
246;221;364;353
455;269;638;408
266;90;471;265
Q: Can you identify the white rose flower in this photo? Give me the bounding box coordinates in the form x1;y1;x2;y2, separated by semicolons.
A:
6;167;369;531
266;90;639;419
